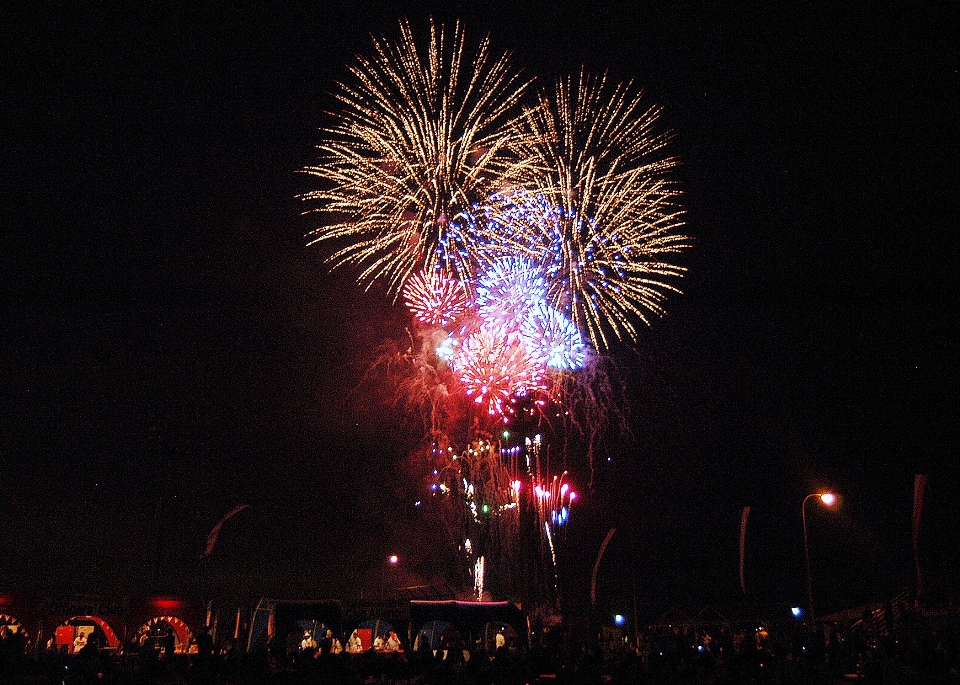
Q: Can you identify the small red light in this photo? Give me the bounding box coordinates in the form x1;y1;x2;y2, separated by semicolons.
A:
151;598;183;610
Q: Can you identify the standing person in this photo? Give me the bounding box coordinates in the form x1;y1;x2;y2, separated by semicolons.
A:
163;627;176;658
195;626;214;658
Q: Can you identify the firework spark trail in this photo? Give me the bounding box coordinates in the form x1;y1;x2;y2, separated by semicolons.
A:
362;331;459;436
302;18;534;295
427;437;524;595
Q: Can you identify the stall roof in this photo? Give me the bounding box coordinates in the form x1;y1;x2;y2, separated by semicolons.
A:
409;600;528;649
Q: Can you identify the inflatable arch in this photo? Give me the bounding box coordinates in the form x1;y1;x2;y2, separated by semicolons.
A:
0;614;27;641
55;615;121;652
134;615;194;654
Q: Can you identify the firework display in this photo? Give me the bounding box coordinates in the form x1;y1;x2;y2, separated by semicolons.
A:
454;326;548;418
304;18;688;608
426;434;577;604
504;71;690;349
402;269;470;327
521;301;588;372
302;18;533;294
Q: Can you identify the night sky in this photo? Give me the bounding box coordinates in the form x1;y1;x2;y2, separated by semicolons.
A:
3;1;958;622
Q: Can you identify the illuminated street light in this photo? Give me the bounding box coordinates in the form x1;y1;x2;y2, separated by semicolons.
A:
382;554;399;600
802;492;837;623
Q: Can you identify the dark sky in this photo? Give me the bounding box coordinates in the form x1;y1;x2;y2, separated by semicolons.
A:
2;1;958;621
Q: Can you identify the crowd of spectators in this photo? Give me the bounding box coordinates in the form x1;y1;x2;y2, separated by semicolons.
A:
2;607;959;684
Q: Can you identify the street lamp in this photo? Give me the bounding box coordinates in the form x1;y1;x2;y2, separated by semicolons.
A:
802;492;837;622
382;554;399;600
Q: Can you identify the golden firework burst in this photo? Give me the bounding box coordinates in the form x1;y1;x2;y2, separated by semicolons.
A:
501;71;690;349
302;18;534;295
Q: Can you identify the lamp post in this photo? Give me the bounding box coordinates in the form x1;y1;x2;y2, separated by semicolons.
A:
802;492;837;623
382;554;398;600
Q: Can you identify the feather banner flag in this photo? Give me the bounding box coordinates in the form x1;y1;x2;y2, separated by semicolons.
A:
740;506;750;593
591;527;616;606
203;504;250;557
913;474;927;593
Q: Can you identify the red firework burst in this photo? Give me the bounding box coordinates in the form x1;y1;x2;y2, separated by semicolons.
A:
402;270;470;327
454;326;548;419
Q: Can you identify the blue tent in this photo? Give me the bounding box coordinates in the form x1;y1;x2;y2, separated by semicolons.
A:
358;618;392;639
295;618;328;637
409;600;529;651
246;598;343;652
414;620;451;651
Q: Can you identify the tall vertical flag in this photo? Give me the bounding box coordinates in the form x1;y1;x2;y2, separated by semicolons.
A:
203;504;250;557
591;527;616;606
913;474;927;594
740;507;750;594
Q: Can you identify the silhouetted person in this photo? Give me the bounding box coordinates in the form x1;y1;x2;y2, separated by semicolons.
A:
163;627;176;658
196;625;214;658
318;628;333;656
